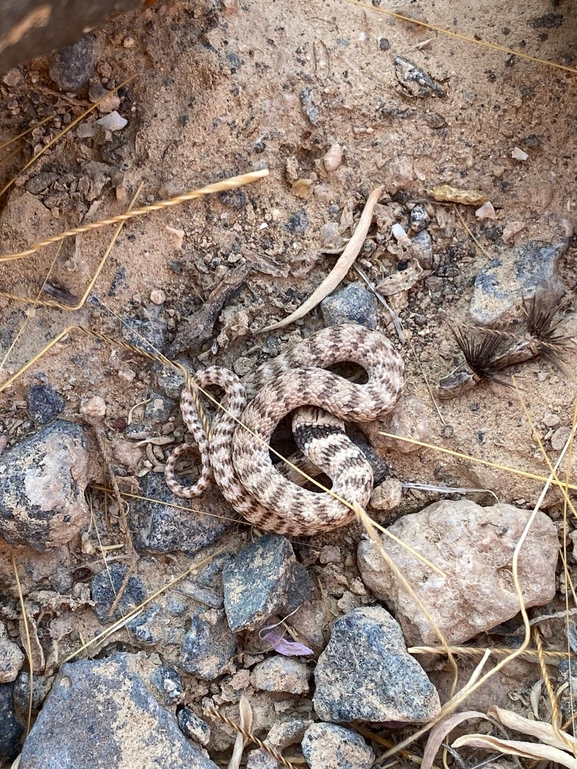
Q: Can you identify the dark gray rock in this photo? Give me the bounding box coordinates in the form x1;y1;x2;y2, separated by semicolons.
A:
408;205;430;233
144;392;175;423
19;654;218;769
178;708;211;746
223;535;312;632
302;723;374;769
285;209;309;234
0;420;90;550
49;35;95;91
0;683;22;761
121;316;168;357
130;472;233;556
251;656;310;694
26;384;65;424
13;672;53;714
470;239;569;325
410;230;434;269
313;606;440;723
149;666;184;707
91;562;147;623
0;621;24;683
300;87;319;126
126;604;164;646
180;609;236;680
321;283;378;329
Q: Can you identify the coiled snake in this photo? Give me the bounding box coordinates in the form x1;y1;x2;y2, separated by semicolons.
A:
164;324;404;535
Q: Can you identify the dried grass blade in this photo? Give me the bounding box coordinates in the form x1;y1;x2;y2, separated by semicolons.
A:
489;706;577;753
451;733;577;768
422;711;487;769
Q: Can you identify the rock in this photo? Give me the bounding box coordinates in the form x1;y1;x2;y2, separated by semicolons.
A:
266;718;310;749
180;609;236;680
13;672;53;713
178;708;211;746
284;209;308;234
370;478;403;512
551;426;572;451
251;656;310;694
363;396;430;454
300;87;319;125
410;230;434;269
470;239;568;325
0;420;90;550
321;283;378;329
49;35;95;91
144;392;175;423
313;606;440;723
223;535;312;632
301;723;374;769
121;316;168;357
408;205;430;233
91;562;147;623
319;222;343;250
323;144;344;172
246;749;280;769
0;622;24;683
19;654;218;769
96;111;128;131
0;191;54;248
357;500;559;645
0;683;22;761
26;384;65;424
80;395;106;419
130;473;233;556
150;666;184;707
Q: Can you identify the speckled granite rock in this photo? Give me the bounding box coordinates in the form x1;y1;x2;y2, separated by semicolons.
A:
0;420;90;550
358;499;559;645
313;606;440;723
19;653;218;769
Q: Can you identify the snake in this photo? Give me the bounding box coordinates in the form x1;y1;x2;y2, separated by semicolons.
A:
164;324;405;535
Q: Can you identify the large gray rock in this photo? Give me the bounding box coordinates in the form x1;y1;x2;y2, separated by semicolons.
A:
321;283;378;329
0;420;90;550
313;607;440;723
470;239;568;325
19;653;218;769
358;500;559;645
223;535;312;632
130;472;233;556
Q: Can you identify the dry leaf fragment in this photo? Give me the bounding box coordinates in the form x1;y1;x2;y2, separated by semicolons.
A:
428;185;487;206
376;259;423;296
452;733;577;768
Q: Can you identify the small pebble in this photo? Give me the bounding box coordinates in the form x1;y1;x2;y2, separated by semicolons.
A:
80;395;106;419
96;111;128;131
0;623;24;684
321;283;377;329
180;609;236;680
475;201;497;220
392;223;412;247
408;205;429;233
542;412;561;428
165;225;185;249
301;723;374;769
123;36;136;48
150;289;166;305
27;384;65;424
370;478;403;511
2;69;22;87
251;656;310;694
551;426;572;451
512;146;529;161
177;708;211;746
49;35;95;91
323;144;344;172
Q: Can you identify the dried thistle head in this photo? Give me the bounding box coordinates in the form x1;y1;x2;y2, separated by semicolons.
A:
437;326;510;399
523;293;576;367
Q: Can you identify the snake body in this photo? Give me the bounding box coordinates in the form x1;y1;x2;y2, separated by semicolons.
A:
164;324;404;535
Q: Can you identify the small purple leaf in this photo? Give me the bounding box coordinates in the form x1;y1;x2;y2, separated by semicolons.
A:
262;631;313;656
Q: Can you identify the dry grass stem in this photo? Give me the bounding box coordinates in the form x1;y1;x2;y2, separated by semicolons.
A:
0;169;269;262
344;0;577;74
10;554;34;735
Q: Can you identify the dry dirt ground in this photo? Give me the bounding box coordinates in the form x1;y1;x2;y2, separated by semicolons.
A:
0;0;576;764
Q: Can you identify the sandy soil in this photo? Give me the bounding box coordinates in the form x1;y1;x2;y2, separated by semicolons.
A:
0;0;576;763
